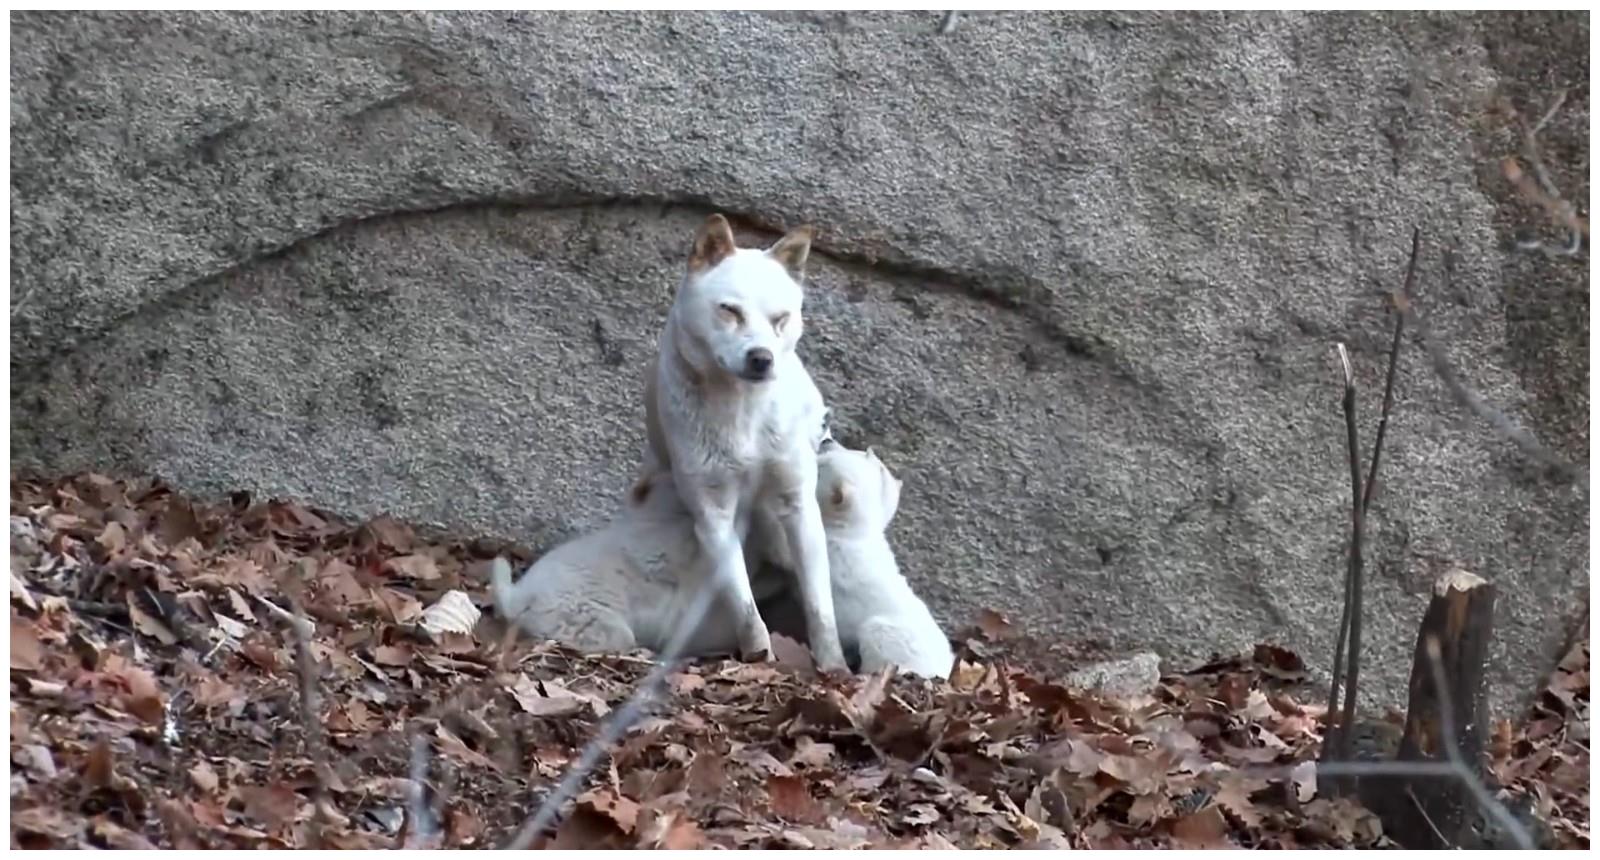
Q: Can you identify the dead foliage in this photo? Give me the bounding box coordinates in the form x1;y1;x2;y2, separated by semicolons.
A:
8;473;1584;848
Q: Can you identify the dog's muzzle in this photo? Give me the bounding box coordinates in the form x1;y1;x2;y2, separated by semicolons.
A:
741;347;775;381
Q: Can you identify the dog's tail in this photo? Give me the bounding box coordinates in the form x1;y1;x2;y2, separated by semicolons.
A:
489;556;517;621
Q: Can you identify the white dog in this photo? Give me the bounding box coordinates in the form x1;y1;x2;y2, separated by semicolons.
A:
488;471;742;658
752;442;954;678
641;214;845;670
490;441;951;679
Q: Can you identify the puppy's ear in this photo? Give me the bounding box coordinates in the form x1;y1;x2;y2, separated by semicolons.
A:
689;214;737;273
767;225;814;281
828;478;853;512
628;473;656;506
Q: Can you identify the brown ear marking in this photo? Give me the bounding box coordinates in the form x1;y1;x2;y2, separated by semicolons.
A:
629;474;656;506
830;480;851;509
768;225;814;279
689;214;737;272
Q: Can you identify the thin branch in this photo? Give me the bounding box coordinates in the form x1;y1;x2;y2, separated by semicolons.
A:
501;575;724;849
1502;89;1587;258
281;592;341;847
1329;342;1366;769
1424;635;1535;849
1363;227;1421;512
1394;289;1584;486
1328;230;1419;746
404;733;434;849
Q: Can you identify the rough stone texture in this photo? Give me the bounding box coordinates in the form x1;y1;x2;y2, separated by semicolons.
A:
10;11;1589;714
1063;653;1163;700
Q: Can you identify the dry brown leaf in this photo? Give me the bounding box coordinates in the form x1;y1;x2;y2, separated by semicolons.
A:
384;554;440;581
189;761;220;795
239;784;300;831
577;786;640;833
975;607;1014;640
1171;805;1232;848
126;593;179;645
11;616;44;671
766;774;824;824
372;644;413;666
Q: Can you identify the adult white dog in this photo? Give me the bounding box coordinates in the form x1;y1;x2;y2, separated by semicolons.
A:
640;214;844;669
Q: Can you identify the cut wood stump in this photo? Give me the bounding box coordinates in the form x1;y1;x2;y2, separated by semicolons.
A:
1360;569;1496;848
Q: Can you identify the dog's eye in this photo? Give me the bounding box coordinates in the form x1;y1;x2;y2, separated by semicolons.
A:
717;303;744;324
770;313;790;332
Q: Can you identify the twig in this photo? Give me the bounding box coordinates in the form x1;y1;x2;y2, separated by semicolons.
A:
1502;89;1588;258
1424;636;1535;849
1363;227;1421;512
1328;229;1419;748
1328;343;1366;770
281;592;340;847
501;576;724;849
1394;288;1584;485
404;733;435;849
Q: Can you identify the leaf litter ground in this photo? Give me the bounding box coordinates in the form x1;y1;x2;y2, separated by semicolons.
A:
9;473;1588;849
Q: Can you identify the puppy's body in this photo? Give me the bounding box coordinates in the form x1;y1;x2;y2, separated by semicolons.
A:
757;444;954;678
489;473;742;658
644;215;845;669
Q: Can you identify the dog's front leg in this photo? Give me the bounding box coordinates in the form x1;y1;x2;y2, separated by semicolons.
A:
769;467;847;672
680;477;772;661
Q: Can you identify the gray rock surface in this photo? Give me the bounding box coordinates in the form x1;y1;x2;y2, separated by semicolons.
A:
1063;653;1163;700
11;11;1589;714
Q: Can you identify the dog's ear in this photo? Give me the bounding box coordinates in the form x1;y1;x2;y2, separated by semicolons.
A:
628;473;656;506
828;478;853;512
767;225;814;281
689;214;737;272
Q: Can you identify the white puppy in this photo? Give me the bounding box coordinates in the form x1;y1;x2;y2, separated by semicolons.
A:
488;471;742;658
642;214;845;669
753;442;954;679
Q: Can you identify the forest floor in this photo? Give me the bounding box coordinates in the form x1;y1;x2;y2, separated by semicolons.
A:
8;472;1589;849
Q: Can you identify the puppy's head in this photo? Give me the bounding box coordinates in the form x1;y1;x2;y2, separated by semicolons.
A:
676;214;813;384
816;445;903;533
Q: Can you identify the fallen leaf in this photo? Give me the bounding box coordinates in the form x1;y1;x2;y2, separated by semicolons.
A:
420;589;481;637
373;644;413;666
11;570;39;611
975;608;1014;640
11;617;44;670
239;784;300;831
127;594;179;645
1171;805;1231;848
189;761;220;795
766;774;823;824
384;554;440;581
577;787;640;833
770;632;815;672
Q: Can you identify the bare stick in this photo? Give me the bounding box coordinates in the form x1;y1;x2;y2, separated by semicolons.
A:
1394;290;1583;485
404;733;434;849
1503;89;1588;257
1328;230;1419;746
501;575;724;849
1329;343;1366;773
282;592;340;847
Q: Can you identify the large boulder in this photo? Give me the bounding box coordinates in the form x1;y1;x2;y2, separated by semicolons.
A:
11;11;1588;713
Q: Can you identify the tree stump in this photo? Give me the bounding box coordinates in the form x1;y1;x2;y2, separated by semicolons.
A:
1360;569;1496;848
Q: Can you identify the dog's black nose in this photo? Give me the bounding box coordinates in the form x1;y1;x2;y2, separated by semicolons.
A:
744;348;774;377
